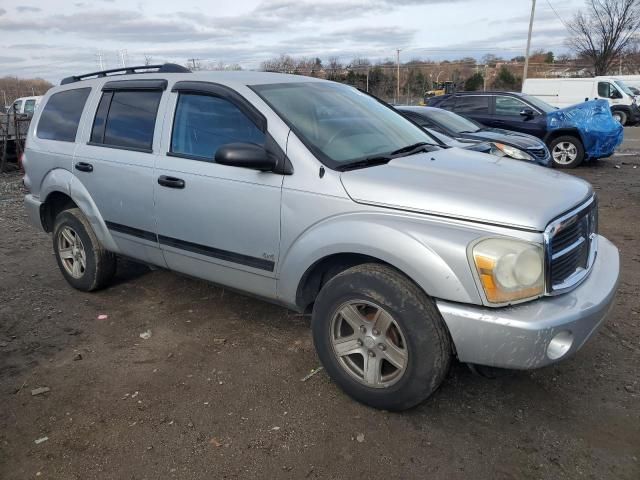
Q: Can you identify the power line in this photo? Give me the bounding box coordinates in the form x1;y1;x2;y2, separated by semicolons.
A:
545;0;571;29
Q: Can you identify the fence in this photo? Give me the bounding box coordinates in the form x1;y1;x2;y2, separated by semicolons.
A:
0;112;30;172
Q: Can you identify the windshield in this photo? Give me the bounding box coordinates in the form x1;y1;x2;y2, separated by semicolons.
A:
519;94;556;113
251;82;439;168
423;108;481;133
614;80;635;96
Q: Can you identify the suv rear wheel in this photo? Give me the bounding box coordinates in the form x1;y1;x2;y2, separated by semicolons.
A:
311;264;451;411
549;135;584;168
53;208;116;291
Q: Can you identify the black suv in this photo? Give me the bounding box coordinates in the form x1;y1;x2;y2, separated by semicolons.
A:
427;91;613;168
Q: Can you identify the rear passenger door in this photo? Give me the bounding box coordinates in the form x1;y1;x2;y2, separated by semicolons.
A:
73;79;168;265
453;95;493;126
154;82;283;299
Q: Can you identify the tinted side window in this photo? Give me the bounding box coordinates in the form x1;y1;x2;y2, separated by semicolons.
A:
171;93;265;161
495;96;529;115
455;96;489;114
438;96;456;109
90;90;162;151
37;88;91;142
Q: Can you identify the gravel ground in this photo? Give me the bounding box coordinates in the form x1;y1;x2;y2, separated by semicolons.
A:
0;157;639;480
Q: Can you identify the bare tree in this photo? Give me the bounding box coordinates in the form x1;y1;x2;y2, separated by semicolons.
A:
568;0;640;75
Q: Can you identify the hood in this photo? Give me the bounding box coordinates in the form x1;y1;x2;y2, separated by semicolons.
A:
461;128;545;149
340;148;592;231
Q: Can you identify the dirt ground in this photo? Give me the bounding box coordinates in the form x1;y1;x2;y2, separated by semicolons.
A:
1;154;639;480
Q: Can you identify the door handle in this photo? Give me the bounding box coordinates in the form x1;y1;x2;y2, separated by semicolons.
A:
157;175;185;189
74;162;93;172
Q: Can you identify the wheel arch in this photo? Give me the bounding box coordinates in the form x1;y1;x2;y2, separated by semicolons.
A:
544;128;584;146
278;215;482;312
39;168;119;252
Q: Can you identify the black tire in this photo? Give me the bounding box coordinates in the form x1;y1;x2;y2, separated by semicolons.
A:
548;135;585;169
52;208;116;291
611;109;627;126
311;263;452;411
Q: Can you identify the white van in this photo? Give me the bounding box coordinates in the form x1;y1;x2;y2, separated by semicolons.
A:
10;96;42;117
522;77;639;125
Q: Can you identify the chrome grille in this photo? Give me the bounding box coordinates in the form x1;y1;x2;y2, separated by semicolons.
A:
544;197;598;293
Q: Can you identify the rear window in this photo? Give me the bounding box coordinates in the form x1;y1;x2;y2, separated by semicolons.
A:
455;96;490;114
37;88;91;142
90;90;162;151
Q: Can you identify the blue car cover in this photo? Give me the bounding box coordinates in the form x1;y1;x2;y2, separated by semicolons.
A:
547;99;624;158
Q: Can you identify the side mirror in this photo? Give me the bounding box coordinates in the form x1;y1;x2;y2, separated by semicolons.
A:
520;108;535;117
215;143;276;172
611;90;622;99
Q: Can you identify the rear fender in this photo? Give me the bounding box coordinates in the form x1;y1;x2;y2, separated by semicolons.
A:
40;168;119;252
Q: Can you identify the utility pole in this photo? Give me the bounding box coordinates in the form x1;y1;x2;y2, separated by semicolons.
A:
96;52;104;70
188;58;200;71
119;49;128;68
522;0;536;90
396;49;401;103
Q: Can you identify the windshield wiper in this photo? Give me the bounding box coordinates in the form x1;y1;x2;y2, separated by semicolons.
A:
389;142;430;155
337;156;392;171
338;142;434;171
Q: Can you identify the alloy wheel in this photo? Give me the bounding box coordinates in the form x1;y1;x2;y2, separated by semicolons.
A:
330;300;408;388
552;142;578;165
57;226;87;278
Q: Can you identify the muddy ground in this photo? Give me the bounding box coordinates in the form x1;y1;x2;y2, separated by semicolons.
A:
0;154;639;479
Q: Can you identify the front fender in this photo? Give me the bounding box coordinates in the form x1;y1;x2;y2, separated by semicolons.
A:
277;212;485;308
40;168;120;252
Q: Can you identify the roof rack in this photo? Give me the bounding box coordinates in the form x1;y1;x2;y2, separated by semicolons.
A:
60;63;191;85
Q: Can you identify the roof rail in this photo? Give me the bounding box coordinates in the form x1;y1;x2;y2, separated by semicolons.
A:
60;63;191;85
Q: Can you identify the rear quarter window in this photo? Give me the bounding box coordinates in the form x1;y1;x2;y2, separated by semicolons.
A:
454;96;490;114
37;88;91;142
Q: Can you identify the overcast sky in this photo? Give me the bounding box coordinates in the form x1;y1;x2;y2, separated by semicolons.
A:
0;0;584;82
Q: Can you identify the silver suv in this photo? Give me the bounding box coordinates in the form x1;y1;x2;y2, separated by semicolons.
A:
23;64;620;411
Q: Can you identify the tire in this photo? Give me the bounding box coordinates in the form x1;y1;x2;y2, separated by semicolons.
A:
311;263;452;411
52;208;116;291
612;110;627;126
549;135;585;169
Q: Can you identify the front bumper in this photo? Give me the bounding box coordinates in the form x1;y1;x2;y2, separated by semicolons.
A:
436;235;619;369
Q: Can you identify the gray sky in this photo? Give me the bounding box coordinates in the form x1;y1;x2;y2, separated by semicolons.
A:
0;0;583;82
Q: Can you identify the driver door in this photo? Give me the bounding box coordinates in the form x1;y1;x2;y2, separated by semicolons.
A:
154;83;284;299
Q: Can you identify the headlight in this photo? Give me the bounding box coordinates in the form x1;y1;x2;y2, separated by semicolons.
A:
491;143;534;161
471;238;544;304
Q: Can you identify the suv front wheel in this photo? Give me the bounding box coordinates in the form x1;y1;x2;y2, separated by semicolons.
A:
549;135;585;168
311;264;451;411
53;208;116;291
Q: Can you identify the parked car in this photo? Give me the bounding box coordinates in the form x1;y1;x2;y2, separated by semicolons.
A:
421;126;495;155
427;91;623;168
10;95;42;117
23;65;619;411
523;77;639;125
397;105;551;166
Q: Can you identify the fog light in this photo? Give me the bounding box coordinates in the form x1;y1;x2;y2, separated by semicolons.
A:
547;331;574;360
